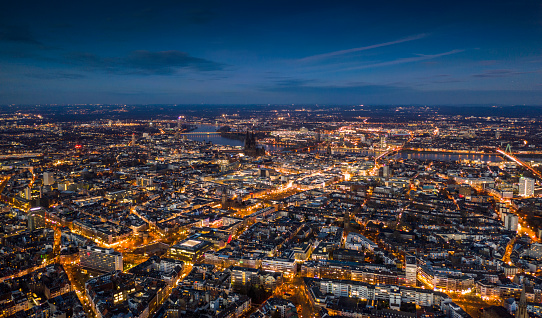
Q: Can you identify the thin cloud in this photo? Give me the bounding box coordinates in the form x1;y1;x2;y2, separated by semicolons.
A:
342;49;464;71
471;69;536;78
64;50;224;75
298;33;428;62
125;50;223;73
261;78;407;96
0;23;42;45
26;72;86;80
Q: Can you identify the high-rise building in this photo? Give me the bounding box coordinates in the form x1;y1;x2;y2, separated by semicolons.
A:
131;133;137;146
382;165;391;178
80;246;123;272
43;172;54;186
23;187;32;200
177;116;183;130
502;213;519;232
27;207;46;231
405;255;417;287
519;177;534;197
377;165;391;178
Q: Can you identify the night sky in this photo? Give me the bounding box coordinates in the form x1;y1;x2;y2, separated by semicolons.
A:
1;0;541;105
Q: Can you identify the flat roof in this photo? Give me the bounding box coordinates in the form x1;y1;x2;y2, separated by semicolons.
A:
181;239;202;248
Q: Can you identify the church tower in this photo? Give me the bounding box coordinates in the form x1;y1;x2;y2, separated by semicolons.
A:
516;282;528;318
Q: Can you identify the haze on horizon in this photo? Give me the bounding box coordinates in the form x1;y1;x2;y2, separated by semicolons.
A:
1;0;541;106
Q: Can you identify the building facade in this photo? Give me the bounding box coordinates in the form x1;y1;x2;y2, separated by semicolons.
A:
80;246;123;272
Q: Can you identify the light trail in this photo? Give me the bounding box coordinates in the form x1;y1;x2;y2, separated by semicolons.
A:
497;149;542;180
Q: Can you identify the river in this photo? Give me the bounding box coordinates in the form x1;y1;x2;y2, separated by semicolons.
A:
187;125;245;147
188;125;506;162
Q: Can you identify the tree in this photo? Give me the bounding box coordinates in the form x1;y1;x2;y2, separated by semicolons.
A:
376;300;389;309
400;302;416;312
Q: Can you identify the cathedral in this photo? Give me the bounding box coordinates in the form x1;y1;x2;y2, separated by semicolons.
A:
243;131;265;157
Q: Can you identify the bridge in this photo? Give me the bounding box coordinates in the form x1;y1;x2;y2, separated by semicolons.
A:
178;132;222;135
375;134;414;163
176;132;224;139
269;145;386;154
496;148;542;180
0;153;43;160
375;147;402;162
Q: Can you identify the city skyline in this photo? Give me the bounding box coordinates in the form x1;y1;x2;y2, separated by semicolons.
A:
1;0;542;105
1;105;542;317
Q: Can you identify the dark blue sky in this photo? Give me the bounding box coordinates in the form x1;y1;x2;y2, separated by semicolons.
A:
1;0;541;105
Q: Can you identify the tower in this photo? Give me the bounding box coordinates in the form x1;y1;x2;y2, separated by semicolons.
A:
132;133;136;145
516;282;528;318
505;143;512;154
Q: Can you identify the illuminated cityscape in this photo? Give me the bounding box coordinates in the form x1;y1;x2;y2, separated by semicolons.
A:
1;1;542;318
0;105;541;318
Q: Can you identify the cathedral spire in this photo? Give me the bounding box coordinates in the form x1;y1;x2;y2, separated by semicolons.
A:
516;281;528;318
